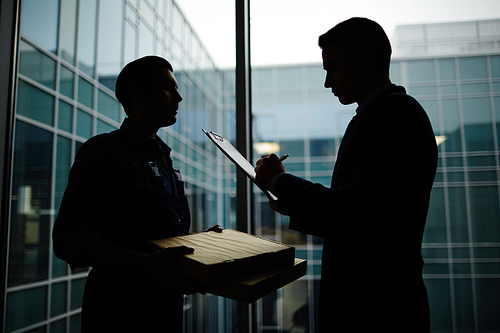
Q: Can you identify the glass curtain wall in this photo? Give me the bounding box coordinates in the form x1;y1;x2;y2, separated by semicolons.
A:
6;0;236;332
249;20;500;333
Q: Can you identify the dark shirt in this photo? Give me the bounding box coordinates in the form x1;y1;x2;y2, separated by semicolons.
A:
52;118;190;332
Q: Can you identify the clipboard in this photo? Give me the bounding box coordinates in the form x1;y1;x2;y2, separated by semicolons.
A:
203;129;278;201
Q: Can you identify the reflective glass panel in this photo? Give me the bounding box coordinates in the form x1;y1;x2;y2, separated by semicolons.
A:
60;0;78;64
77;0;97;77
20;0;59;53
76;109;93;139
5;287;48;332
9;121;53;287
16;80;55;126
19;40;56;90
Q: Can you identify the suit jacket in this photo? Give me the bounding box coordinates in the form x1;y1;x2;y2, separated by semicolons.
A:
274;85;437;332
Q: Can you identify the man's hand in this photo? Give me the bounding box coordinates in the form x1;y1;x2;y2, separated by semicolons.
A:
204;224;223;233
139;246;205;295
255;154;286;188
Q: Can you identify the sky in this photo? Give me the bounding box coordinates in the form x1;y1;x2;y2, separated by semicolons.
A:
176;0;500;68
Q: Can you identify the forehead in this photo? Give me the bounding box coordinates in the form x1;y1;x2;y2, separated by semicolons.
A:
322;45;348;66
152;67;178;84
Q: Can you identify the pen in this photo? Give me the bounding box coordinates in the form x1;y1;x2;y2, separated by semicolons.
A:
279;153;290;162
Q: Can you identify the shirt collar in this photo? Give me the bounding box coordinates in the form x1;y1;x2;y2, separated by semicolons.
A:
355;83;396;115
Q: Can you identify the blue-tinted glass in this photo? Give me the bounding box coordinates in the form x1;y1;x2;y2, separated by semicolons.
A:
278;140;304;157
459;57;488;80
51;282;67;317
96;119;117;135
97;0;123;90
58;100;73;133
423;188;447;243
19;40;56;89
71;278;86;310
306;66;324;88
310;139;335;157
9;121;53;287
78;77;94;109
139;21;154;57
77;0;97;77
441;99;462;152
407;60;435;82
5;287;47;332
467;155;496;167
389;61;401;83
60;0;78;64
425;279;453;331
491;55;500;78
408;85;437;96
454;279;475;331
97;90;121;122
55;136;71;214
470;186;500;242
60;65;75;98
418;100;439;132
50;319;67;332
124;21;137;65
422;263;449;275
20;0;59;53
440;84;457;95
277;67;302;89
461;82;490;94
448;186;468;243
476;278;500;332
76;109;93;139
462;98;493;151
438;59;456;81
468;170;496;182
16;80;54;126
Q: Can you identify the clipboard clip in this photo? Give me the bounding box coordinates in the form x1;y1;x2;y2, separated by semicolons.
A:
213;133;223;142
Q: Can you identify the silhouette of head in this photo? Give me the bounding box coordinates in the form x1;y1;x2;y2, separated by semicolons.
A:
318;17;391;74
115;55;174;114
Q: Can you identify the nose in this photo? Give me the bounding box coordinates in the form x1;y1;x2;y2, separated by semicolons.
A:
324;72;333;89
176;90;183;103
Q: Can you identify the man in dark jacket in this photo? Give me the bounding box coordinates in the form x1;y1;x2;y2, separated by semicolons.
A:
255;18;436;332
53;56;220;332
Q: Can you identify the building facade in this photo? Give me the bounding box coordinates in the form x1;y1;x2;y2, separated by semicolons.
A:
3;0;500;331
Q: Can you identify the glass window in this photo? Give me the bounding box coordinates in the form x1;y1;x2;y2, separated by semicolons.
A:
254;68;273;91
448;186;468;243
462;97;493;151
425;279;453;331
58;100;73;133
389;61;401;83
124;21;137;65
76;109;93;139
459;57;488;80
470;186;500;243
438;59;456;81
490;55;500;78
441;99;462;152
423;188;447;243
461;82;490;94
440;84;457;95
96;119;118;135
60;0;78;64
9;121;53;287
59;65;75;99
16;80;55;126
5;287;48;332
454;279;475;332
97;0;123;91
50;282;67;317
20;0;59;54
77;0;97;77
276;67;302;89
408;85;437;96
70;278;86;310
98;89;121;122
19;40;57;90
475;278;500;332
139;21;154;57
78;76;94;109
310;139;335;157
407;60;435;82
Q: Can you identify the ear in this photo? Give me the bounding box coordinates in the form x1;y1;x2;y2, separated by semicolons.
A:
363;48;377;71
129;82;146;105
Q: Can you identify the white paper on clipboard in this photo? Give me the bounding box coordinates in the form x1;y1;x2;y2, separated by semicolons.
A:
202;129;278;201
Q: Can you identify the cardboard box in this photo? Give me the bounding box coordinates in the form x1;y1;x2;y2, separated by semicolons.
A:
207;258;307;303
151;229;296;285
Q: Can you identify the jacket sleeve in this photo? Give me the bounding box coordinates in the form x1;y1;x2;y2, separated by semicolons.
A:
52;138;111;270
274;93;436;238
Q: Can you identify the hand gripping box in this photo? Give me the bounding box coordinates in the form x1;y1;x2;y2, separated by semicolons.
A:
151;229;307;303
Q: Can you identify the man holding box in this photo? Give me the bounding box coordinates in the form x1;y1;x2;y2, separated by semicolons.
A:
255;18;436;332
53;56;220;332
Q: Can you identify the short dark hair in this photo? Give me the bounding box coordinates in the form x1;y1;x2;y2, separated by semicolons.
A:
115;55;174;113
318;17;392;73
